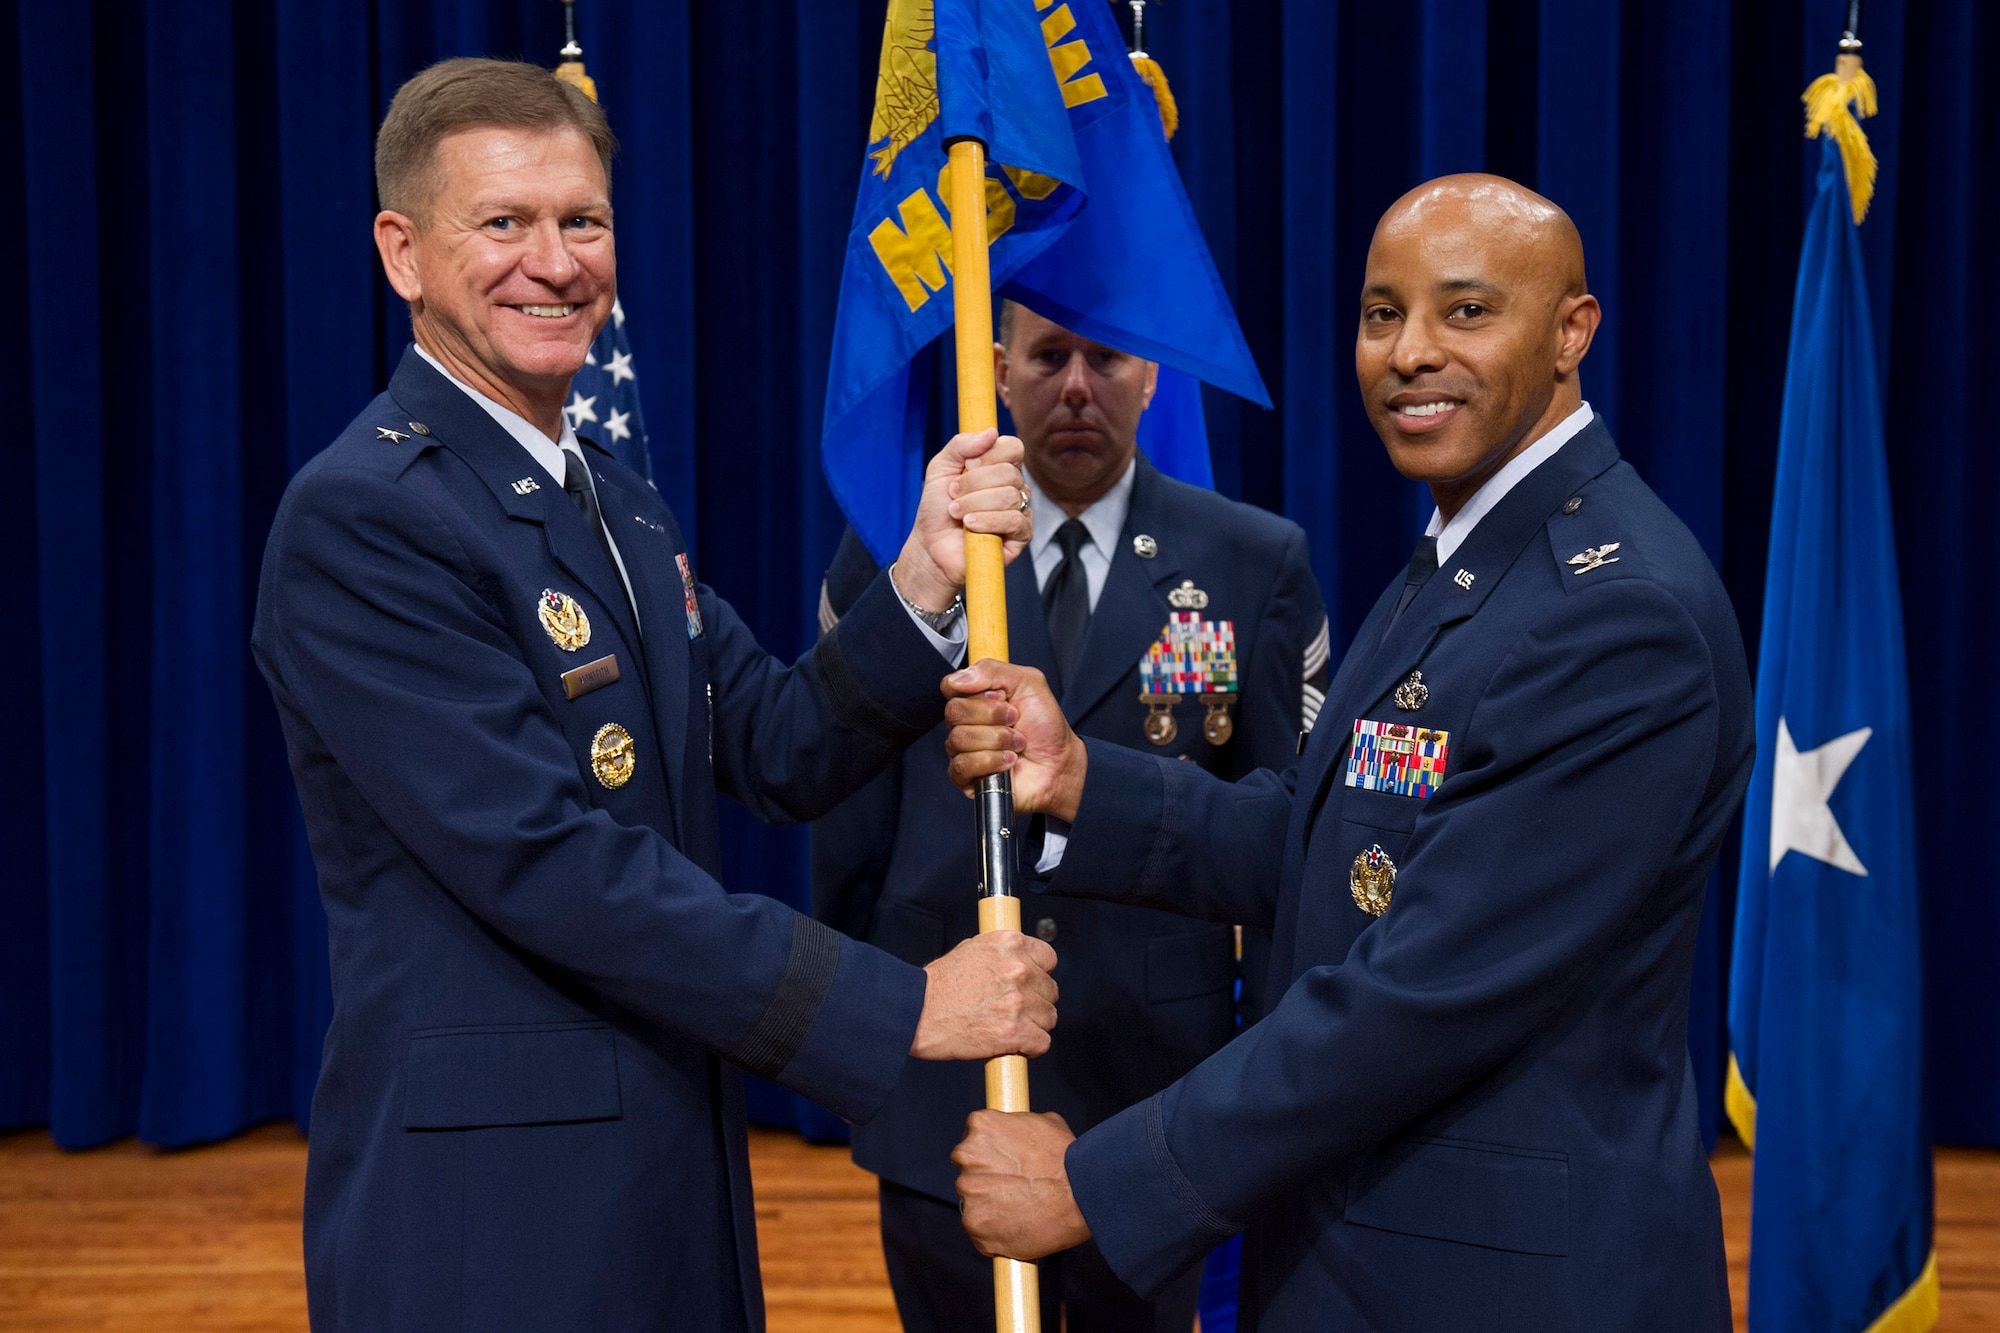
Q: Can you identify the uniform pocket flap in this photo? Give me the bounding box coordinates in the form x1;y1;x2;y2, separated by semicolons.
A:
1145;926;1235;1003
403;1022;621;1129
1344;1136;1569;1256
1338;783;1422;834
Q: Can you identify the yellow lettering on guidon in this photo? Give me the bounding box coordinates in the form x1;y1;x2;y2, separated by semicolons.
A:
868;168;1020;313
1036;1;1108;108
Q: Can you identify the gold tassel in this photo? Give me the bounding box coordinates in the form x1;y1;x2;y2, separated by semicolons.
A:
1803;51;1877;223
555;60;599;105
1129;54;1178;141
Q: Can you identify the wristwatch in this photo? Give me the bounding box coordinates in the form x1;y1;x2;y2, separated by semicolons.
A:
888;562;965;632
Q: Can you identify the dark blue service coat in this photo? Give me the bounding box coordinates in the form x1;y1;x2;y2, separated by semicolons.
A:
1047;422;1752;1331
252;349;944;1333
813;458;1329;1204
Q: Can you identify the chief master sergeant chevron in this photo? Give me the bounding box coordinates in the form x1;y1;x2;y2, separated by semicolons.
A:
943;175;1754;1331
251;59;1055;1332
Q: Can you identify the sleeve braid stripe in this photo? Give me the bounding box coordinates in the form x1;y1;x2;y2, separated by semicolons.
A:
1302;682;1326;730
728;916;842;1081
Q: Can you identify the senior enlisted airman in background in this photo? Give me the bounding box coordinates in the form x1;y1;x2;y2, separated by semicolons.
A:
252;58;1056;1333
943;175;1753;1332
814;301;1328;1332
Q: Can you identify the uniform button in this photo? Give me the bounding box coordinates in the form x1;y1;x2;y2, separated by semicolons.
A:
1034;918;1058;943
1562;496;1582;515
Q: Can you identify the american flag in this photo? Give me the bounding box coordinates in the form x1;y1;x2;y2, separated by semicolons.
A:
563;297;652;482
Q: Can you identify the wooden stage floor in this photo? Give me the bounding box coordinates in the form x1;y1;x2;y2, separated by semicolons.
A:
1;1124;1994;1330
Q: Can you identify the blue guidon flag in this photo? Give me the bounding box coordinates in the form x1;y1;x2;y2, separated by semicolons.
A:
824;0;1266;563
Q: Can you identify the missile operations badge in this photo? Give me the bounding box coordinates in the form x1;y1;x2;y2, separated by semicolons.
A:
1138;609;1238;747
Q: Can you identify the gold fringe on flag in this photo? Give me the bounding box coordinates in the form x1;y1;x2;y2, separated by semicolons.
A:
1129;53;1178;140
1803;43;1878;224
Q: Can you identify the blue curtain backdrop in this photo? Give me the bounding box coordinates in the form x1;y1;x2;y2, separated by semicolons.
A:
4;0;1994;1155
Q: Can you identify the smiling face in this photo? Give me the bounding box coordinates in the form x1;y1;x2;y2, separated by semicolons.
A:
995;304;1158;514
1355;176;1600;518
374;125;615;434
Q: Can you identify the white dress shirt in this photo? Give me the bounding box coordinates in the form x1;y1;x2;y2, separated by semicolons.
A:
1026;456;1136;609
1424;401;1595;563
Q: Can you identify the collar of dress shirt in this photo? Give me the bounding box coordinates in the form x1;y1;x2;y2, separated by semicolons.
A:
1424;401;1594;565
414;343;582;487
1026;455;1137;581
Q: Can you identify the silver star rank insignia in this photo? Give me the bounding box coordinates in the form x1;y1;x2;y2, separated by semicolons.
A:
1567;543;1622;574
375;426;410;444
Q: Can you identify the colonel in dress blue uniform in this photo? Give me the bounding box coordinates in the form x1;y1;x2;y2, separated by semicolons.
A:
251;60;1056;1333
813;302;1329;1332
943;176;1753;1331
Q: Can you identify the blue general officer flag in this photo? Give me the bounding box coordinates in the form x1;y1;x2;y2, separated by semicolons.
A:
1727;132;1936;1333
564;298;653;483
824;0;1263;561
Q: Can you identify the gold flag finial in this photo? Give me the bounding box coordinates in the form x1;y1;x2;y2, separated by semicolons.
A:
1802;14;1878;223
554;0;599;104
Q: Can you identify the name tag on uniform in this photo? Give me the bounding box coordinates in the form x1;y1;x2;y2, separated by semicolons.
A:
561;653;621;700
1345;718;1450;799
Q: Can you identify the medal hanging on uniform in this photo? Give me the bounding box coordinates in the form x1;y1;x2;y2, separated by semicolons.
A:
1138;601;1238;747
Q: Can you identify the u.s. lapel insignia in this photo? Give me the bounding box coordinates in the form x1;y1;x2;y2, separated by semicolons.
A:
374;426;409;444
675;553;704;639
1567;543;1622;574
1167;580;1209;610
1350;844;1396;916
512;477;541;495
539;589;591;652
1393;670;1429;711
590;722;636;789
1138;612;1238;747
1346;719;1449;798
1132;534;1158;559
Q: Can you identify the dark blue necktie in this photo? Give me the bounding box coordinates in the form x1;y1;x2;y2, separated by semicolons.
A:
1042;518;1092;689
1392;534;1439;623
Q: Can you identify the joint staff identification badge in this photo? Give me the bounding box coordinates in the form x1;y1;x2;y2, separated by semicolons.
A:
1345;719;1450;798
675;553;703;640
1138;611;1238;746
539;589;591;652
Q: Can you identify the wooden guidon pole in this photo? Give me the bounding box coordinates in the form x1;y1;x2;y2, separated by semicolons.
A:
944;136;1042;1333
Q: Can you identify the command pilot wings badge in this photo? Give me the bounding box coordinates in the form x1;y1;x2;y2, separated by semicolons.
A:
1567;543;1622;574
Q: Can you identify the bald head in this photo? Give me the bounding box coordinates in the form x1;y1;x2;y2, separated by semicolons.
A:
1355;173;1602;519
1374;174;1588;306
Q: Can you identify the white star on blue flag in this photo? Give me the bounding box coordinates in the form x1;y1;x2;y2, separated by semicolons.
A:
566;298;652;481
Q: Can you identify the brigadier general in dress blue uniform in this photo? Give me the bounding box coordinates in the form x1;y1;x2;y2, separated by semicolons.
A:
812;302;1330;1332
941;175;1754;1331
251;59;1058;1333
